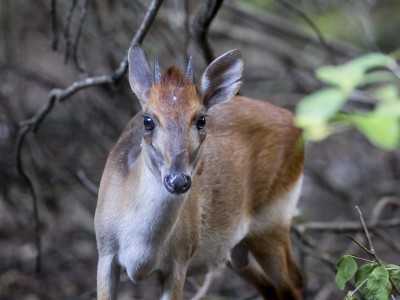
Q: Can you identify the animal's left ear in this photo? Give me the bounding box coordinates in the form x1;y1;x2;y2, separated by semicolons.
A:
199;50;243;110
128;44;153;108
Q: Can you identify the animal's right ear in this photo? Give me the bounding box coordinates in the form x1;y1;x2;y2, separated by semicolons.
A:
128;44;153;108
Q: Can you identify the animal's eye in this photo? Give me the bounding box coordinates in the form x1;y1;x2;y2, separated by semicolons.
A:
144;117;155;131
196;116;206;130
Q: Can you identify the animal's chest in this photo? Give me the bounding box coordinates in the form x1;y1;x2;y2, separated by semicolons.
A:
115;189;185;281
117;229;163;282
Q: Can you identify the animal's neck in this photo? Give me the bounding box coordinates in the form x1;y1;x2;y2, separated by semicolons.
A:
128;155;187;245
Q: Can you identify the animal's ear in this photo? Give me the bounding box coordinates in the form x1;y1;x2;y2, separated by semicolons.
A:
199;50;243;110
128;44;153;108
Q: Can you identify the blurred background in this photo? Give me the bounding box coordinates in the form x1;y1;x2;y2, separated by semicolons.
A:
0;0;399;299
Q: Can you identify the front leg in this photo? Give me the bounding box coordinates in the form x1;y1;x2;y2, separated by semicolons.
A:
97;255;121;300
160;263;188;300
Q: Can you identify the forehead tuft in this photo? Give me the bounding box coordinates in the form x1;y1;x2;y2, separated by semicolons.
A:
159;67;190;88
149;67;200;114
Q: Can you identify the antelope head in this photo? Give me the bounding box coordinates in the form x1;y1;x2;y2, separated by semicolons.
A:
128;44;243;195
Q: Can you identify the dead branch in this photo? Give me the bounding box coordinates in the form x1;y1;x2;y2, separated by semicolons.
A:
183;0;190;60
76;169;99;196
189;271;216;300
295;217;400;234
49;0;59;50
72;0;89;73
64;0;78;64
291;226;338;273
276;0;337;64
225;3;360;58
190;0;224;64
15;0;165;274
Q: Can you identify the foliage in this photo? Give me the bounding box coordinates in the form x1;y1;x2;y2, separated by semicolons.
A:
295;52;400;150
335;254;400;300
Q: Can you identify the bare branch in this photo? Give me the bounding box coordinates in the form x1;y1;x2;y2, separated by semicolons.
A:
355;206;375;253
374;229;400;255
225;3;360;58
295;217;400;234
277;0;337;65
15;128;41;274
183;0;190;61
64;0;78;64
190;0;224;64
189;271;215;300
49;0;59;50
291;226;338;272
346;234;374;256
15;0;165;273
76;169;99;196
72;0;89;73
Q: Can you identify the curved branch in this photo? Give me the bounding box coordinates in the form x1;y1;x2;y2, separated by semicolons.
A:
277;0;337;65
15;0;165;274
190;0;224;64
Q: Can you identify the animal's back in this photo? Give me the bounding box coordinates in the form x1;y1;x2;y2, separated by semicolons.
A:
187;95;304;274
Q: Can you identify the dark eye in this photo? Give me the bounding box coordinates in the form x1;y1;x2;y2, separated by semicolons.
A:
144;116;155;131
196;116;206;130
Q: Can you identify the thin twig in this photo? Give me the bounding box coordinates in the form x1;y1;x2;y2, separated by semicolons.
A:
76;169;99;196
190;0;224;64
292;226;338;272
15;128;42;274
189;271;215;300
374;229;400;255
15;0;165;274
346;235;373;256
355;206;375;253
183;0;190;61
277;0;337;65
49;0;59;50
225;3;360;58
295;217;400;234
72;0;89;72
64;0;78;64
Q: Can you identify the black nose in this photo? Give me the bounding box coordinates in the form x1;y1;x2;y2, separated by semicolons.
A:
163;173;192;194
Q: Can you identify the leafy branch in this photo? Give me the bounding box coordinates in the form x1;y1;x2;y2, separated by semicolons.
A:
335;206;400;300
296;52;400;150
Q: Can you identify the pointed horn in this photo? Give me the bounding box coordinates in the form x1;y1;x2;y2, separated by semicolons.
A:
154;57;160;84
186;56;193;83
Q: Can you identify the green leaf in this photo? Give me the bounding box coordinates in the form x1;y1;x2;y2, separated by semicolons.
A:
296;88;347;125
371;85;400;104
385;264;400;285
365;266;390;300
355;263;376;297
316;53;395;92
316;64;364;92
335;255;358;290
350;107;400;150
360;71;397;86
346;53;395;71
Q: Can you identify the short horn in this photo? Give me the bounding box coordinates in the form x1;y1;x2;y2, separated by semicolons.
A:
154;57;160;84
186;56;193;83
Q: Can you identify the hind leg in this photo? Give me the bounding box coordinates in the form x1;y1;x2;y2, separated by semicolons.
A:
228;241;281;299
245;226;303;300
